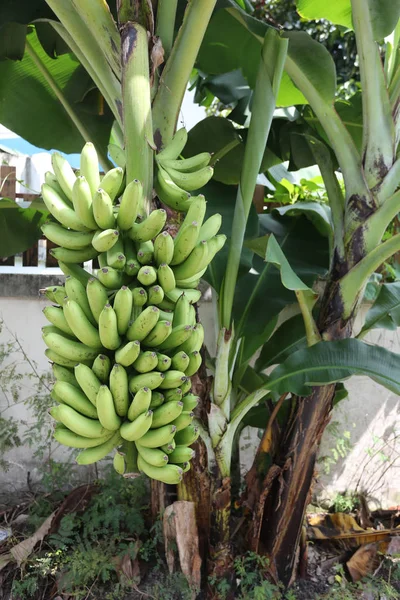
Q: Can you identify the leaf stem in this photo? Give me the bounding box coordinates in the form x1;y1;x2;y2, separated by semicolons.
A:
363;188;400;250
156;0;178;60
295;291;321;346
210;139;241;166
377;156;400;202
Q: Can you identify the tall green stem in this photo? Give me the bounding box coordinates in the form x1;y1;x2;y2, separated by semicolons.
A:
121;23;154;212
25;37;110;172
221;30;288;329
152;0;217;145
156;0;178;60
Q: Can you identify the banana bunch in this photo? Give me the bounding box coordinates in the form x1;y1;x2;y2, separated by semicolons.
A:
41;142;225;484
155;128;214;211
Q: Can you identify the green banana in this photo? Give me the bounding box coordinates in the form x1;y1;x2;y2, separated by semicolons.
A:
120;410;153;441
107;237;126;270
132;287;148;309
164;388;183;402
159;152;211;173
46;348;87;368
100;167;124;201
199;214;222;241
92;354;111;383
54;427;114;448
155;165;191;211
52;364;80;388
179;461;191;473
171;351;190;372
151;401;183;428
157;128;188;161
175;323;204;354
161;440;176;454
158;325;192;352
72;176;97;230
45;171;71;204
137;455;183;484
43;331;100;362
42;325;72;338
99;304;121;350
205;234;227;262
147;285;164;305
185;351;202;376
158;297;176;311
58;262;92;287
180;377;192;395
129;209;167;243
50;404;110;438
124;238;140;276
115;340;141;367
135;444;168;467
65;276;97;326
157;263;175;293
156;353;172;372
113;451;126;474
113;286;133;335
172;293;191;328
175;272;205;289
154;231;174;266
126;306;160;342
74;363;101;405
174;425;199;446
93;188;115;229
53;381;97;418
63;300;101;348
41;285;63;303
166;288;201;304
117;179;141;230
80;142;100;196
92;229;120;252
150;391;165;408
137;424;176;448
142;320;172;347
76;431;122;465
43;306;74;336
172;411;194;431
158;370;187;390
96;385;121;431
172;195;206;251
41;184;88;232
137;240;154;265
165;165;213;192
109;364;129;416
170;222;200;266
167;445;195;464
51;152;76;200
172;241;208;280
158;309;174;321
133;351;158;373
181;394;199;412
86;278;109;324
137;266;157;286
50;245;98;264
129;371;164;394
97;267;123;289
42;223;94;250
127;386;152;421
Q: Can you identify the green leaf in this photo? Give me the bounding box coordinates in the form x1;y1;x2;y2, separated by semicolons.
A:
267;338;400;396
255;314;307;371
273;202;333;239
359;282;400;336
0;23;27;60
0;199;48;258
265;233;317;294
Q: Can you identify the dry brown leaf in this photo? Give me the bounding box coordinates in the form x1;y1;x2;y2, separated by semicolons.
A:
346;543;380;582
11;511;56;566
307;512;398;547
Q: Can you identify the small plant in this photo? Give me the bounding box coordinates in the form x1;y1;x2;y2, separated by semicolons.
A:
331;492;359;513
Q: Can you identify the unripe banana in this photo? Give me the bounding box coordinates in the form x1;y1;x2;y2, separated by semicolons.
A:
158;297;176;311
92;229;120;252
51;388;65;404
138;455;182;484
175;323;204;354
142;320;172;347
155;165;191;211
42;325;72;338
99;304;121;350
43;331;100;362
115;340;141;367
137;266;157;286
100;167;124;201
137;240;154;265
113;450;126;474
150;391;165;408
160;152;211;173
46;348;88;368
76;431;122;464
174;424;199;446
41;184;88;232
86;278;109;324
117;179;141;230
151;401;183;428
50;404;110;438
205;234;227;263
63;300;101;348
164;388;183;402
161;440;176;454
96;385;121;431
126;306;160;342
51;152;76;200
50;245;99;264
175;273;205;289
72;176;97;230
52;364;80;388
127;387;152;421
43;306;74;336
107;237;126;270
58;262;92;286
114;286;133;335
170;222;200;266
157;264;175;293
92;354;111;383
124;238;140;276
158;325;192;352
41;285;64;304
120;410;153;441
180;195;207;231
53;381;98;418
158;309;174;321
93;188;115;229
154;231;174;266
109;364;129;416
171;351;190;371
135;444;168;467
166;165;214;192
180;377;192;395
166;288;201;304
74;363;101;405
147;285;164;305
181;394;199;412
129;209;167;243
172;411;194;431
129;371;164;394
65;276;97;326
185;351;202;376
54;427;114;448
132;287;148;308
167;445;195;464
179;461;191;473
80;142;100;196
172;241;208;281
156;353;172;372
45;171;71;204
133;351;158;374
172;293;191;328
157;128;188;161
158;370;187;390
97;267;123;289
199;214;222;241
137;424;176;448
42;223;94;250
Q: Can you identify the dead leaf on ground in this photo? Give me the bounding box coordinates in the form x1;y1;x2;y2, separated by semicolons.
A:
307;512;397;547
346;542;381;582
11;511;56;566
